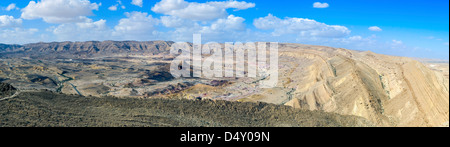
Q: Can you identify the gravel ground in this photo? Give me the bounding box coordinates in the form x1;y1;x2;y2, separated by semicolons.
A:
0;90;373;127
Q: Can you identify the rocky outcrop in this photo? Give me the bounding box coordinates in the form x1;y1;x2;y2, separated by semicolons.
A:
0;82;16;97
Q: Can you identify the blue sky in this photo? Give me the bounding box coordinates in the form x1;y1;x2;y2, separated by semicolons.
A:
0;0;449;59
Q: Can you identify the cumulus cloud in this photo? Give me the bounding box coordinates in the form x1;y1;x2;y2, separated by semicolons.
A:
368;26;382;31
253;14;350;38
0;15;22;28
313;2;329;8
338;35;377;48
108;5;118;11
207;0;256;11
109;0;126;11
131;0;143;7
151;0;255;21
21;0;101;23
47;11;162;42
0;28;40;44
113;12;160;40
5;3;19;11
76;19;107;30
157;14;249;42
199;15;248;41
207;15;246;31
160;15;194;28
51;18;111;41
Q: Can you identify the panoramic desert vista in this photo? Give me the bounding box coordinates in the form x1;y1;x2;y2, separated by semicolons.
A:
0;41;448;127
0;0;449;128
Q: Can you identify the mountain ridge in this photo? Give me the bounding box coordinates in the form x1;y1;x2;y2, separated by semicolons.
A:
0;41;175;57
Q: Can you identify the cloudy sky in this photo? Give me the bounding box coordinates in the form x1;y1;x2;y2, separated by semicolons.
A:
0;0;449;59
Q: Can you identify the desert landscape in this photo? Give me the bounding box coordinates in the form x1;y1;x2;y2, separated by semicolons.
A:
1;0;449;128
1;41;448;127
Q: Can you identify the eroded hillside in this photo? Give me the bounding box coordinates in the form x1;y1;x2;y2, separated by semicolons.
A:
274;44;449;127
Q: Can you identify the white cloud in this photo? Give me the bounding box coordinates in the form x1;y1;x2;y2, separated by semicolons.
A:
109;0;126;11
390;40;407;50
338;35;377;47
0;15;22;28
208;15;246;31
131;0;143;7
157;14;249;42
444;42;449;46
392;40;403;45
252;14;280;30
5;3;19;11
108;5;118;11
21;0;101;23
254;14;350;38
348;36;363;41
76;19;107;29
160;15;193;28
0;28;40;44
199;15;248;41
368;26;382;31
47;11;162;42
51;18;111;41
151;0;255;21
207;1;255;11
113;12;159;40
118;0;126;9
313;2;329;8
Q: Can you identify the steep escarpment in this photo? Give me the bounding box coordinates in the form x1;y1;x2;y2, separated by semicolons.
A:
279;45;449;127
395;61;449;126
0;41;174;58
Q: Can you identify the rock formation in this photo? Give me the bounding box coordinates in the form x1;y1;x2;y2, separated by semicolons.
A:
275;44;449;127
